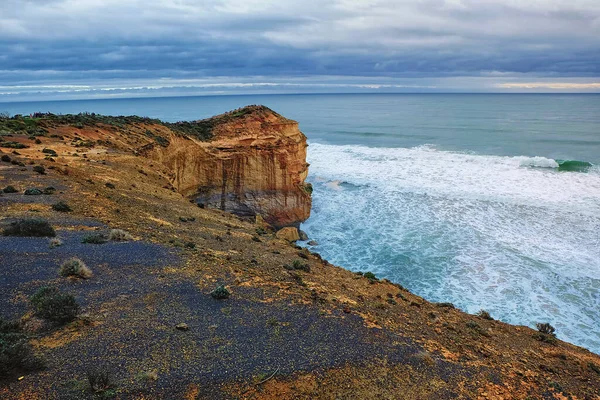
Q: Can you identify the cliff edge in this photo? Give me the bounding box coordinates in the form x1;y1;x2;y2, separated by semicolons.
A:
145;105;311;228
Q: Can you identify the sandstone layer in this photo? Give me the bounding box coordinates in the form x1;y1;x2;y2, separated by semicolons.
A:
145;106;311;228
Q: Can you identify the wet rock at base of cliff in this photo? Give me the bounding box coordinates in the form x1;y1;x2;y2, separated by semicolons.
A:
299;230;309;241
276;227;300;242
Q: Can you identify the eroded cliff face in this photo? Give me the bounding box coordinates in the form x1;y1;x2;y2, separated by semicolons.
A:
147;106;311;228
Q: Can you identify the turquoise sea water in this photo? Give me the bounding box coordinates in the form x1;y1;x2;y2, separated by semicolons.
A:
3;94;600;352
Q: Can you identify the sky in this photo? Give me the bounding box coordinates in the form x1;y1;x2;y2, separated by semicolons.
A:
1;0;599;101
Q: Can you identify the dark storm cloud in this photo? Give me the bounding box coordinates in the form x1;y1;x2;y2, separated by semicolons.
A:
0;0;599;98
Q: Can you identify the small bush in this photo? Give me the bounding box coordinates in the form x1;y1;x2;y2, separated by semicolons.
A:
108;229;133;241
49;238;63;248
87;367;112;393
60;258;93;279
588;362;600;375
0;318;44;377
42;148;57;156
533;332;557;344
3;185;18;193
3;218;56;237
1;154;11;162
32;165;45;175
476;310;493;320
42;186;56;195
0;141;28;149
536;323;556;336
291;259;310;272
105;182;115;189
364;271;378;282
24;188;43;195
30;286;79;325
210;284;231;300
436;302;455;309
52;201;72;212
82;233;108;244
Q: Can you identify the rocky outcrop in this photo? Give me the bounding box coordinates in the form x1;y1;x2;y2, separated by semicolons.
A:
147;106;311;228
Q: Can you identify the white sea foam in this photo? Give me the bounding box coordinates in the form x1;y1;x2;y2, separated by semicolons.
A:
302;143;600;353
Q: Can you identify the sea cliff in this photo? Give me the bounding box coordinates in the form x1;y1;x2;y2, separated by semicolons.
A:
1;108;600;399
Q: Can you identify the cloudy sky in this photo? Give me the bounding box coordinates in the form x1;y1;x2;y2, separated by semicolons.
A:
1;0;599;101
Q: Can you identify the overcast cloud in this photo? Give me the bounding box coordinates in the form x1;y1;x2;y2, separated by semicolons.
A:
1;0;599;100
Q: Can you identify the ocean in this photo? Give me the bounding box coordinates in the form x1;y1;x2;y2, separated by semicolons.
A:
3;93;600;353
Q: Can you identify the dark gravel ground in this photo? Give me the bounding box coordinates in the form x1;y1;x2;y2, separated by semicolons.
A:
1;229;470;399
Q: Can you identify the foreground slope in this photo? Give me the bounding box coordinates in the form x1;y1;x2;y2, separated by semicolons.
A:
0;108;599;399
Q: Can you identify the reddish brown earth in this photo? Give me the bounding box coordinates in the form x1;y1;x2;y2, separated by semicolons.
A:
0;108;599;399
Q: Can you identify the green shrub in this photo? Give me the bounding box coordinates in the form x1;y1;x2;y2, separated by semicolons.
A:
42;186;56;195
82;233;108;244
2;185;18;193
42;148;57;156
436;302;455;309
3;218;56;237
52;201;72;212
210;284;231;300
32;165;45;174
24;188;42;195
0;141;28;149
364;272;378;282
1;154;10;162
291;259;310;272
86;367;113;393
60;258;93;279
30;287;79;324
0;318;44;376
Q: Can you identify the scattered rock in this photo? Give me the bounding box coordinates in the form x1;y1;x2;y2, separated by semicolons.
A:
2;185;18;193
32;165;45;175
105;182;115;189
299;230;309;241
275;227;300;242
175;323;189;331
307;240;318;246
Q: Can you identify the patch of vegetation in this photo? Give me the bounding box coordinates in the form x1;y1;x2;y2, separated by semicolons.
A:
108;229;133;241
476;309;493;320
24;188;43;195
3;218;56;237
0;141;29;149
86;366;113;394
2;185;18;193
363;271;378;283
536;322;556;336
0;318;45;377
533;332;557;345
436;302;456;309
60;258;93;279
144;129;170;147
1;154;10;162
105;182;115;189
30;286;79;325
466;321;491;337
52;201;72;212
49;238;63;248
210;284;231;300
287;259;310;272
82;233;108;244
32;165;45;174
42;148;57;156
43;186;56;194
302;182;313;195
588;362;600;375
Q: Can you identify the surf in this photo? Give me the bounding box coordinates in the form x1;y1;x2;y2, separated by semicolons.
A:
302;142;600;353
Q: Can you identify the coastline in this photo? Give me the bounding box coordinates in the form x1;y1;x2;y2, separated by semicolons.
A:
1;108;600;398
